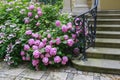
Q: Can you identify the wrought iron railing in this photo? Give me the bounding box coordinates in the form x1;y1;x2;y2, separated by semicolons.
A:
72;0;98;60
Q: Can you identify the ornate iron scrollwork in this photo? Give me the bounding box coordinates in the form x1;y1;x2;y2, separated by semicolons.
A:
72;0;98;60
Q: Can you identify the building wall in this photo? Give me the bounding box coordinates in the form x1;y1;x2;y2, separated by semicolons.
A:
100;0;120;10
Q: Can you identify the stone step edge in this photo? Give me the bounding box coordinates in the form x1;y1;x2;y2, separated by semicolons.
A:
72;58;120;74
96;31;120;35
90;19;120;21
97;14;120;16
95;38;120;44
96;25;120;27
86;47;120;60
86;47;120;55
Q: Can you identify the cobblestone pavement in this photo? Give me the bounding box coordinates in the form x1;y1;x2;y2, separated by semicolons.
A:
0;61;120;80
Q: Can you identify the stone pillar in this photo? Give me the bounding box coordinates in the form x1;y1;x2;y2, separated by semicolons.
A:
72;0;89;15
62;0;72;13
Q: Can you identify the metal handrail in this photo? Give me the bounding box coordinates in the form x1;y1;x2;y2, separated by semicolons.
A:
72;0;99;60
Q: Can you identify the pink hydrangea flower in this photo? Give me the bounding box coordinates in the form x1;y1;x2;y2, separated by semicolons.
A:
22;56;26;61
73;48;80;54
25;30;32;35
37;11;42;16
50;48;57;56
24;44;30;51
32;59;39;66
32;33;39;38
72;34;76;39
49;61;52;64
62;25;68;33
47;34;51;38
64;35;69;40
32;45;38;50
28;12;32;17
39;42;44;48
29;5;34;10
38;34;41;39
40;54;44;59
42;57;49;64
61;61;66;65
55;20;61;27
37;7;41;11
45;45;52;53
34;40;40;46
67;39;74;47
45;53;51;57
54;56;61;63
26;56;30;61
56;37;61;45
33;50;40;58
67;22;72;29
49;40;53;46
35;15;39;19
42;38;47;44
24;19;29;24
62;56;68;62
36;22;40;26
20;51;25;56
28;38;35;46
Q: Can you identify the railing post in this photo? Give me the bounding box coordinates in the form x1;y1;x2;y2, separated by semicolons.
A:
82;14;87;61
93;6;97;47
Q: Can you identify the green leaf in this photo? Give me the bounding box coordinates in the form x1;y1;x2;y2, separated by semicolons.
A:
63;41;67;44
40;48;45;53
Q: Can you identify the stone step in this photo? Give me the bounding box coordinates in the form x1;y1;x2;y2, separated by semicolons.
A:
87;47;120;60
97;10;120;14
97;14;120;19
96;25;120;31
95;38;120;48
72;58;120;74
96;31;120;39
90;19;120;25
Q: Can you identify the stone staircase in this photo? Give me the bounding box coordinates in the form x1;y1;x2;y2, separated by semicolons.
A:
72;10;120;74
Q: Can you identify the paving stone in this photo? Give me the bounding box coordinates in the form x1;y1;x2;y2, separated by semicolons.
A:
100;76;112;80
0;75;16;80
0;78;11;80
4;68;25;76
66;73;74;80
46;72;68;80
88;72;94;76
73;74;93;80
71;70;78;74
65;70;71;73
93;73;101;77
23;70;45;79
15;76;23;80
40;71;49;80
82;72;88;75
0;73;7;78
101;74;120;80
77;71;82;74
93;76;100;80
40;75;48;80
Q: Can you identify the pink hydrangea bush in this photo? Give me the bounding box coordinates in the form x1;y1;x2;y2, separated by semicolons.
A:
18;4;86;70
2;3;87;70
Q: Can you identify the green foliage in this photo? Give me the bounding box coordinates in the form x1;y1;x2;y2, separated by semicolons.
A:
0;0;74;69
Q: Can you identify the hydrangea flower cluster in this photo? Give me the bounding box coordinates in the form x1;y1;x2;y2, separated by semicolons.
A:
19;5;82;70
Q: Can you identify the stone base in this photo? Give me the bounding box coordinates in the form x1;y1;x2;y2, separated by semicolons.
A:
62;8;72;13
72;7;89;15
